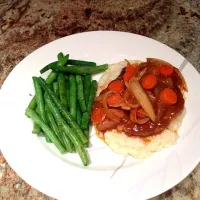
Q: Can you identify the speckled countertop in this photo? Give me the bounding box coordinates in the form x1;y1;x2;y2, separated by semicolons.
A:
0;0;200;199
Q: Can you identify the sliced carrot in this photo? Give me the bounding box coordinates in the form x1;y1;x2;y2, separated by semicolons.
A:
149;67;160;76
142;74;157;89
107;93;122;105
159;88;177;105
123;73;132;83
91;107;106;124
108;80;125;93
159;65;174;77
123;64;136;82
126;64;137;74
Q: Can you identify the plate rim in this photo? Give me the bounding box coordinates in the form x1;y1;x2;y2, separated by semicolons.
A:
0;30;200;200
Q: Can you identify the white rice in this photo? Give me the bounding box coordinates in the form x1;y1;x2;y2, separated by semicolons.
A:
96;60;186;159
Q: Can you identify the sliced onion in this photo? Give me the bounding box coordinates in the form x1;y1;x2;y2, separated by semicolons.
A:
153;86;161;97
95;94;104;102
146;90;156;104
136;67;147;81
156;100;166;122
124;89;140;108
137;107;148;117
129;76;156;122
121;103;131;110
125;59;130;65
130;108;150;124
125;81;129;88
102;91;121;123
109;100;131;110
136;62;147;74
102;89;130;110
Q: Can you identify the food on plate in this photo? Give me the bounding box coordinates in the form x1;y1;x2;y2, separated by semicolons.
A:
91;58;187;159
25;52;108;166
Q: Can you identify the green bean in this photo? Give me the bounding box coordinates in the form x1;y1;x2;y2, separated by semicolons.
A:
27;72;58;110
32;122;41;134
45;72;58;85
76;75;86;112
81;112;90;130
87;80;98;114
32;107;41;134
32;77;47;122
44;92;89;165
25;108;66;154
40;55;97;73
45;95;74;153
45;135;52;143
57;52;64;62
84;128;90;148
40;54;69;74
67;59;96;66
40;61;58;74
57;53;69;67
45;104;62;141
58;73;68;107
69;75;77;119
66;77;70;110
84;74;91;104
50;64;108;75
53;82;59;97
36;107;39;114
28;96;37;110
33;77;52;142
56;121;76;153
38;78;87;145
61;127;75;152
76;103;82;126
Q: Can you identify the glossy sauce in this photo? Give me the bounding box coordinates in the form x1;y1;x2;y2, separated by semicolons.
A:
93;61;185;137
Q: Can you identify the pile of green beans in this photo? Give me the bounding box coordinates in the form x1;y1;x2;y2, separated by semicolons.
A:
25;52;107;166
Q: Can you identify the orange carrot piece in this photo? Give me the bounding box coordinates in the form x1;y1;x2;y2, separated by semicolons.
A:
142;74;157;89
159;88;177;105
108;80;125;93
159;65;174;77
107;93;122;105
91;108;106;124
123;64;136;82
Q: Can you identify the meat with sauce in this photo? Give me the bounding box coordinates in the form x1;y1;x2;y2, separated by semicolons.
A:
91;58;186;137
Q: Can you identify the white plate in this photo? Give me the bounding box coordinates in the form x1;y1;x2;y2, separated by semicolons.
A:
0;31;200;200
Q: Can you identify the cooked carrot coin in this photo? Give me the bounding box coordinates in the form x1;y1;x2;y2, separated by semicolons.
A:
159;65;174;77
123;73;131;83
91;108;106;124
126;64;137;74
123;64;136;82
107;93;122;105
159;88;177;105
108;80;125;93
142;74;157;89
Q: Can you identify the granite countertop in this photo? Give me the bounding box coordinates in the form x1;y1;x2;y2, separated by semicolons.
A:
0;0;200;199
